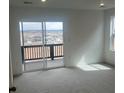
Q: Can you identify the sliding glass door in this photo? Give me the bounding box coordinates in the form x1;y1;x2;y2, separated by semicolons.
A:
45;22;64;68
20;21;64;72
20;22;45;71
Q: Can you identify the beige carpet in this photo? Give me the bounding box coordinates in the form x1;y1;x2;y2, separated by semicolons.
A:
13;64;115;93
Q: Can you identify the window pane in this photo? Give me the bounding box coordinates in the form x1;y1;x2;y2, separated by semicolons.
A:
20;22;43;46
45;22;63;44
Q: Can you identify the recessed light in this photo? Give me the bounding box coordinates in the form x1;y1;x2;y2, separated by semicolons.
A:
99;0;105;7
100;3;104;7
41;0;47;2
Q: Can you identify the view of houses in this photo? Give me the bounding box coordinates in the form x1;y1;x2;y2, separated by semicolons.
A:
20;30;63;46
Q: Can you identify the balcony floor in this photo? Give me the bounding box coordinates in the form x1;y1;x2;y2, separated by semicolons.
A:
24;57;64;71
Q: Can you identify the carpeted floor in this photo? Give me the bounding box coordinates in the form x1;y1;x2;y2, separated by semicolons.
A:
13;64;115;93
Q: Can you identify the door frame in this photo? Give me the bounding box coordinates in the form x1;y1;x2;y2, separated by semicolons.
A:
20;21;64;72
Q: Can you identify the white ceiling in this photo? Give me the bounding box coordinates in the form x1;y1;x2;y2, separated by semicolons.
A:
10;0;115;10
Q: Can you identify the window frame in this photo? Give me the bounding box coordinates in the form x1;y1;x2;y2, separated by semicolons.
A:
110;16;115;52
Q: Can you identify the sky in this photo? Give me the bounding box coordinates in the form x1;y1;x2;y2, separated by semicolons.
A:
20;22;63;31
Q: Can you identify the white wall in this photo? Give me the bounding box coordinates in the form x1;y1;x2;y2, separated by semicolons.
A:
9;47;14;88
64;10;104;66
104;8;115;65
10;7;104;75
10;8;23;75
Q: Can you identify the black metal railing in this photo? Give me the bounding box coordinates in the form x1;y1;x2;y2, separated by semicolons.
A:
21;44;63;61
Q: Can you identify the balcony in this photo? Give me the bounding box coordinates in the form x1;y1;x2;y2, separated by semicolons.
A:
21;44;64;71
21;44;63;61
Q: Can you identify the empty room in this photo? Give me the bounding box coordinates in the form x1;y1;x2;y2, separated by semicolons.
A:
9;0;115;93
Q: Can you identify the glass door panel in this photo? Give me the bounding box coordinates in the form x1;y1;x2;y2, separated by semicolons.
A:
44;22;64;69
20;22;44;71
